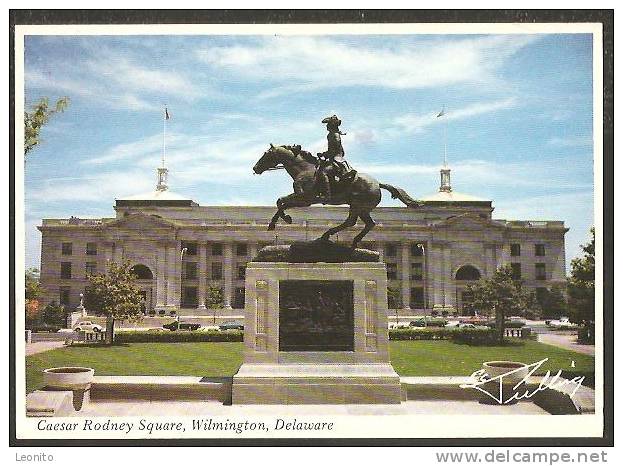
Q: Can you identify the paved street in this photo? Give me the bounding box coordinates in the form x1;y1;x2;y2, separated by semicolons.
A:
537;332;595;356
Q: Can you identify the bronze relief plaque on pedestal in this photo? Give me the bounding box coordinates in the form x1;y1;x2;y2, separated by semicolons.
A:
279;280;354;351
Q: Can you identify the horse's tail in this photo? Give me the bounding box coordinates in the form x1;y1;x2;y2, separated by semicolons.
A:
379;183;423;208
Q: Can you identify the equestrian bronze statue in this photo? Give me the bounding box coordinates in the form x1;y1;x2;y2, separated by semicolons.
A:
252;116;422;248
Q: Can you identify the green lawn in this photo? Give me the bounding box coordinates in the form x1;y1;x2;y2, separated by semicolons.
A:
25;340;594;393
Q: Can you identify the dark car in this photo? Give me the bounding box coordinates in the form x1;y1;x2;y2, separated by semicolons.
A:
28;323;62;333
162;321;201;331
219;321;244;331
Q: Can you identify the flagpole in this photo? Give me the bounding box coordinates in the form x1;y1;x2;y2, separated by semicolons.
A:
162;106;166;168
443;113;447;167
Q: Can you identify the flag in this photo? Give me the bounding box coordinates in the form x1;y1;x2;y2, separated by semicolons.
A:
165;107;170;120
437;107;445;118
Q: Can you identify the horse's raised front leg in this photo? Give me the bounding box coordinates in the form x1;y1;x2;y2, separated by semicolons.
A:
320;208;358;241
268;193;309;231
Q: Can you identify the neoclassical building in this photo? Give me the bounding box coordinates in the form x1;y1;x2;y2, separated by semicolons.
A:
37;165;568;316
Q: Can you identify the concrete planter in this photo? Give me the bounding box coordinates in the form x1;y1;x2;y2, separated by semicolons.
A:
43;367;94;390
482;361;528;384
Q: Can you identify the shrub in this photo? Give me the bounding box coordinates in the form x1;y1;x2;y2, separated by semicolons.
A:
389;327;498;345
115;330;243;343
451;328;499;345
577;324;595;344
390;327;454;340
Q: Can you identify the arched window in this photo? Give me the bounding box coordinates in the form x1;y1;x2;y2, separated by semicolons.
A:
130;264;153;280
455;265;481;281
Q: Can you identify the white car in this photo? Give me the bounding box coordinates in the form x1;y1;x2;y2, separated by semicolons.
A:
73;321;103;332
546;317;578;328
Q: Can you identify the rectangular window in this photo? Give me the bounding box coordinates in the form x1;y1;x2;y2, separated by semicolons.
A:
86;242;97;255
410;287;424;308
211;243;223;256
61;242;72;255
385;243;397;257
60;262;72;279
59;287;71;307
85;262;97;277
237;263;246;280
183;262;198;280
211;262;223;280
535;244;546;256
510;263;521;280
182;286;198;307
511;244;521;257
386;262;398;280
410;243;424;257
535;263;547;280
233;287;245;309
182;241;198;256
410;262;423;280
236;243;248;256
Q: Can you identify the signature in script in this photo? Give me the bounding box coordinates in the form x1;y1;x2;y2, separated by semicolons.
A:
459;358;584;404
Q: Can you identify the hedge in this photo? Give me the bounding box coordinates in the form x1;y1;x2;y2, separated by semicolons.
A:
115;330;244;343
115;328;498;345
389;327;498;345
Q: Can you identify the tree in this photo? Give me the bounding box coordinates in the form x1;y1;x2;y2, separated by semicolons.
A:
205;286;224;325
536;284;567;319
83;261;144;345
24;96;70;158
567;227;595;325
464;265;530;343
41;301;66;327
25;267;43;325
25;267;42;300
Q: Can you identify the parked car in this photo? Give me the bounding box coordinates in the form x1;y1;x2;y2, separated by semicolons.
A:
162;321;201;331
409;318;448;328
546;317;578;329
29;323;62;333
219;321;244;331
73;321;103;332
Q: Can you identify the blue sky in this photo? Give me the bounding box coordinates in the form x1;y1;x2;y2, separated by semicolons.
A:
24;33;594;269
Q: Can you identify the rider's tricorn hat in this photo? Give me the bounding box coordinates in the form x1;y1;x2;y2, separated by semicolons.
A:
322;114;342;126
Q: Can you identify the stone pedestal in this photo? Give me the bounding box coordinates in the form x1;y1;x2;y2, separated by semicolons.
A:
232;259;402;404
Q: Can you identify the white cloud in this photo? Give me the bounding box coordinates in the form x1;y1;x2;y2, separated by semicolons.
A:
196;35;538;94
26;43;199;112
393;98;518;133
547;135;593;148
27;170;154;203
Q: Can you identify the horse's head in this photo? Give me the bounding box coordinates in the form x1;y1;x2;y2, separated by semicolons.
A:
253;144;282;174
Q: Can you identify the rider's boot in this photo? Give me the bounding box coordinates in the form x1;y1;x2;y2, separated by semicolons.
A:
315;173;332;204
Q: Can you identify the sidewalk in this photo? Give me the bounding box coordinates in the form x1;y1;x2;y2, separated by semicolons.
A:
26;341;65;356
537;333;595;356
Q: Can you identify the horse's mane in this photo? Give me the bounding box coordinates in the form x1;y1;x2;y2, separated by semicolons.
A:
277;145;318;165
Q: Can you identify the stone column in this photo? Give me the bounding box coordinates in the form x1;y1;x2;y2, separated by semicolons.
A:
112;241;123;263
430;242;444;308
155;246;167;309
400;242;410;310
103;242;114;266
248;242;258;260
197;243;207;309
444;246;456;308
166;241;181;309
223;242;233;308
377;242;384;263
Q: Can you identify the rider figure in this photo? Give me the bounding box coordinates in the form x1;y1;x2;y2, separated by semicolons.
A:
315;115;357;203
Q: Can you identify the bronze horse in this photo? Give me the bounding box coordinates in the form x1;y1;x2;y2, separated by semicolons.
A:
253;144;421;247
